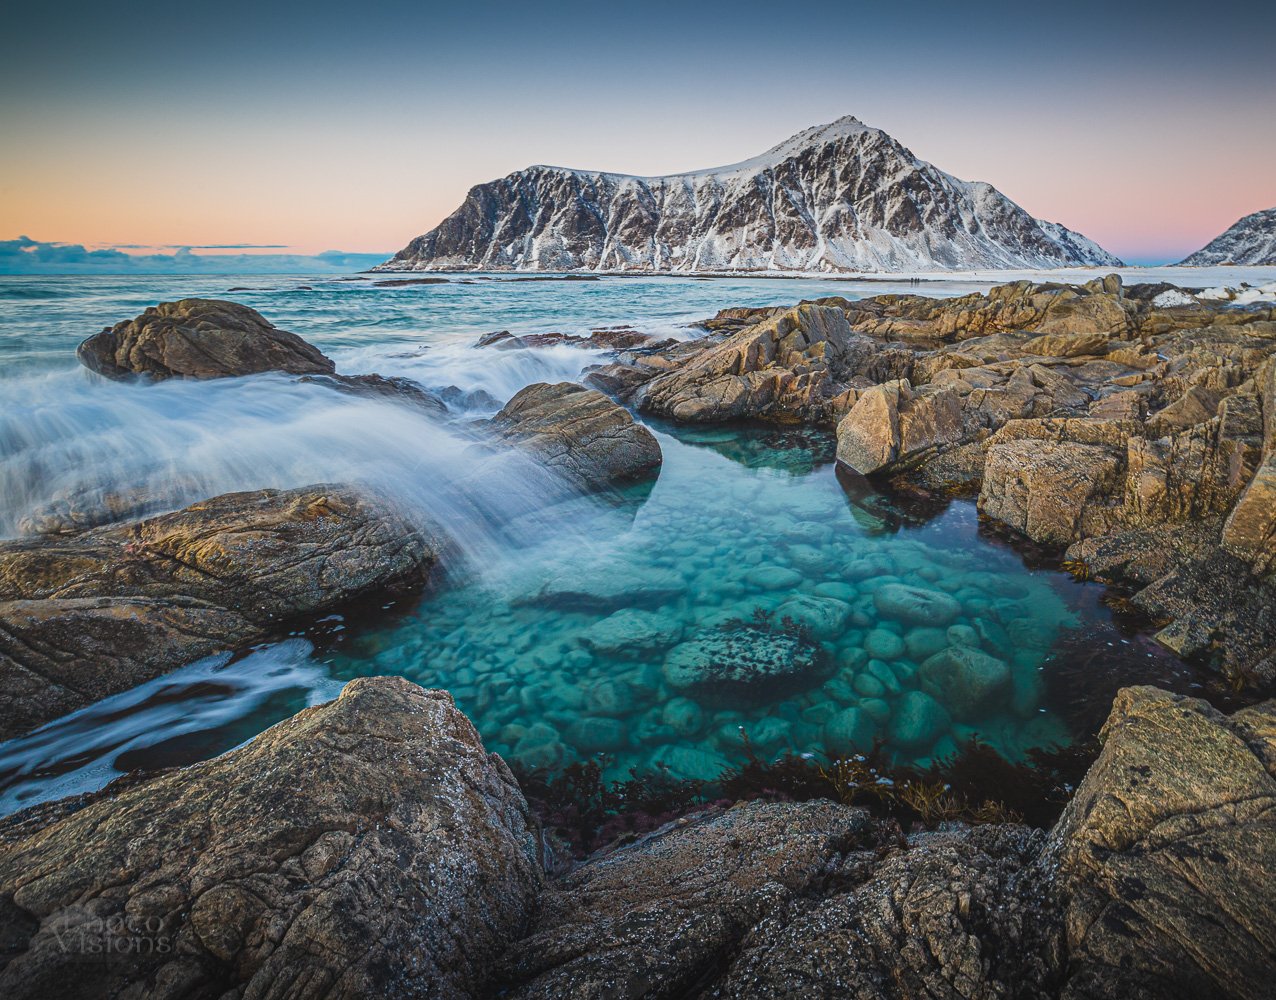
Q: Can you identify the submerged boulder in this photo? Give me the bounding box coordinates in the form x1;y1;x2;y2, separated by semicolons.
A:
662;624;826;705
0;678;542;1000
490;382;662;490
918;645;1012;720
579;608;683;657
77;298;335;380
872;582;962;626
0;485;439;739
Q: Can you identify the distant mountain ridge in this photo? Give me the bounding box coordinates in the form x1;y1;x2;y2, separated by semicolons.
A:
1179;207;1276;266
377;116;1122;274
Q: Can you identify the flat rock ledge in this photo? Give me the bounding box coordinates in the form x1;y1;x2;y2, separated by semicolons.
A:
0;683;1270;999
0;485;439;740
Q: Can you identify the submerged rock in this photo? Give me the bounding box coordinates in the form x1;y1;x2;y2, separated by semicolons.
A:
0;485;438;740
775;593;852;640
873;582;962;626
888;689;952;750
0;678;542;1000
77;298;335;380
662;624;825;705
530;565;685;612
580;609;683;657
918;645;1012;720
490;381;662;490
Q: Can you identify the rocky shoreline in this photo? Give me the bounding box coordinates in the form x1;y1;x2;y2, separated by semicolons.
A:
1;677;1271;998
1;280;1274;996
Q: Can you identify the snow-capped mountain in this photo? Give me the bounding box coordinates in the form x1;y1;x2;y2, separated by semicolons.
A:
1179;207;1276;266
377;116;1121;273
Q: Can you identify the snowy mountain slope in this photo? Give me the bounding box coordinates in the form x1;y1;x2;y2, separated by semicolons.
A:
1179;207;1276;266
377;116;1122;273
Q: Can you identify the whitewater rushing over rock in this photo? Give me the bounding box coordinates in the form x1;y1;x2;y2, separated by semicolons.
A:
378;115;1122;274
1179;206;1276;265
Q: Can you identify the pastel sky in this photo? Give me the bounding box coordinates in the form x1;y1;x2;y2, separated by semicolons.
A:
2;0;1273;268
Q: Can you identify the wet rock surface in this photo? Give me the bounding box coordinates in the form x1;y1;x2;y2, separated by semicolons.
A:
0;486;438;740
77;298;449;413
489;381;663;490
0;677;542;1000
77;299;336;380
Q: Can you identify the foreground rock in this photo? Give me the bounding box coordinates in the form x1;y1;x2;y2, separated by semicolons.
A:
494;800;873;997
0;677;542;1000
1;682;1270;997
77;298;448;413
0;486;438;740
497;685;1275;998
489;382;663;490
1047;686;1276;1000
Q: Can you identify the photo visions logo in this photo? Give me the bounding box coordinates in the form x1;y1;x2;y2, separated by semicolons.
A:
50;912;173;957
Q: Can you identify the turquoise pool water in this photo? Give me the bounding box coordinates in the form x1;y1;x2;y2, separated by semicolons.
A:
323;422;1077;785
0;273;1196;813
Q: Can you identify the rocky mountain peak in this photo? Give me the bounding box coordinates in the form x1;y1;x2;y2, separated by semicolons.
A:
378;116;1122;274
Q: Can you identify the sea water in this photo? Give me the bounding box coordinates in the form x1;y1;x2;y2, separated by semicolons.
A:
0;272;1196;813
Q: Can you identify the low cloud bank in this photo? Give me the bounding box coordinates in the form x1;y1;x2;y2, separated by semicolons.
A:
1;237;388;275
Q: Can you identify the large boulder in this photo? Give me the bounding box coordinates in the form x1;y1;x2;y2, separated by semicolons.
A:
490;382;662;490
0;677;543;1000
77;299;335;380
76;300;449;414
1047;686;1276;1000
0;486;438;739
637;304;859;424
